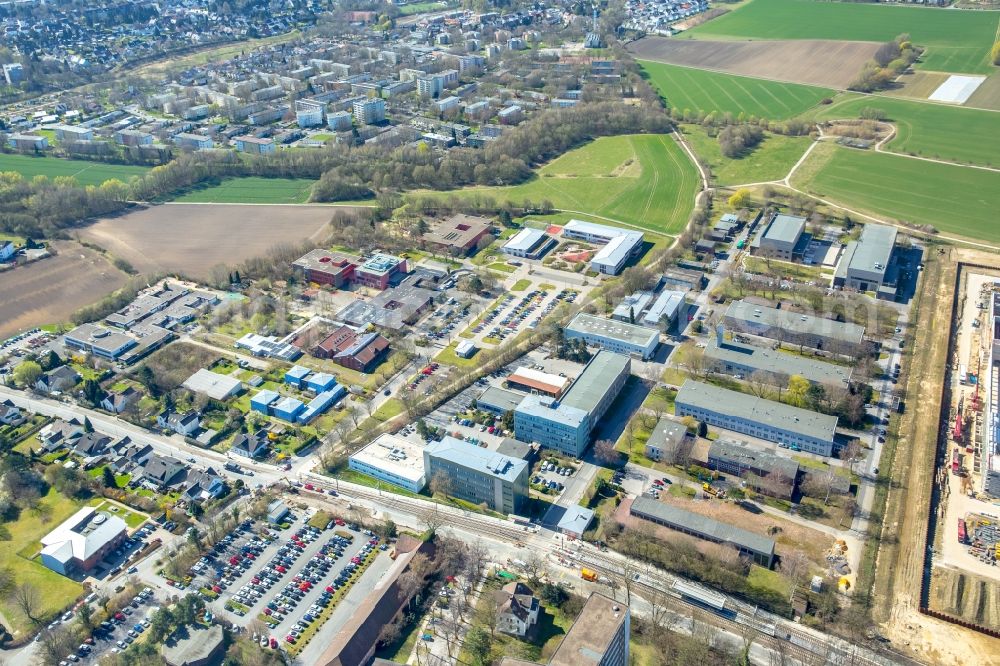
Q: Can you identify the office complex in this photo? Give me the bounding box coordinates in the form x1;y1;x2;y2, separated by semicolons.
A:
514;351;630;456
423;437;528;514
349;434;427;492
564;312;659;360
834;223;900;299
724;300;865;355
705;329;852;388
675;380;838;456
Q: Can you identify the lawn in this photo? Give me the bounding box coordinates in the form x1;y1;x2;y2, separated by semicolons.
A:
170;177;317;203
792;143;1000;244
683;0;1000;74
0;489;87;632
434;342;481;368
409;134;699;235
398;0;453;15
0;153;149;186
809;93;1000;168
679;124;810;186
94;500;148;529
639;60;834;120
510;279;531;291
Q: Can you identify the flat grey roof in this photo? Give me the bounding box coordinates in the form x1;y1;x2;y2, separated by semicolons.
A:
612;291;655;321
566;313;659;348
848;223;897;277
676;379;838;442
706;338;852;386
725;300;865;345
643;290;685;326
516;394;588;427
561;350;630;415
548;593;629;666
708;439;800;480
478;386;525;413
646;416;687;450
630;496;776;557
425;436;528;482
763;214;805;245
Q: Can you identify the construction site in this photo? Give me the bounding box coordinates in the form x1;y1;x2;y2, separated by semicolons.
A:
872;248;1000;666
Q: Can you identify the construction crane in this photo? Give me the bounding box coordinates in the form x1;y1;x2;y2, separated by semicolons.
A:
953;397;964;443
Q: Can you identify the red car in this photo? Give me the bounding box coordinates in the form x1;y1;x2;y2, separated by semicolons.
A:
276;566;286;573
270;637;278;649
212;585;221;594
264;608;273;616
335;519;345;526
304;484;314;491
299;583;310;591
285;635;295;644
115;612;125;621
326;585;334;593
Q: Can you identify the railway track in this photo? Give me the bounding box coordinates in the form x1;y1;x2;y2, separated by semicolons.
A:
301;474;907;665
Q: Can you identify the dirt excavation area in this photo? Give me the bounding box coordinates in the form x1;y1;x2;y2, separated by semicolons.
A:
628;37;880;89
0;241;128;338
76;203;342;279
929;566;1000;629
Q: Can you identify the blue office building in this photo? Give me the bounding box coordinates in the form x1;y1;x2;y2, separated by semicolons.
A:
272;397;305;422
250;390;280;414
284;365;311;387
305;372;337;393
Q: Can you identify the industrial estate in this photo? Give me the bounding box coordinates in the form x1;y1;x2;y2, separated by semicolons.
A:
0;0;997;665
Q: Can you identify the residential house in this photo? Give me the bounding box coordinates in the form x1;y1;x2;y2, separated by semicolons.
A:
0;400;25;426
38;419;84;451
71;432;113;460
35;366;80;394
139;454;187;491
101;387;140;414
183;468;226;503
157;411;201;437
495;582;539;637
230;430;270;459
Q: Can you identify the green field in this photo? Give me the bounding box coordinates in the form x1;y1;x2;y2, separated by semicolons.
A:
810;93;1000;168
0;489;87;631
0;153;149;186
171;177;317;203
639;60;834;120
679;124;810;186
793;143;1000;243
399;1;451;15
409;134;700;235
684;0;1000;74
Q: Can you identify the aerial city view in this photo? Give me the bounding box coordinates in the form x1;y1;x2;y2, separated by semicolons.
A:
0;0;999;664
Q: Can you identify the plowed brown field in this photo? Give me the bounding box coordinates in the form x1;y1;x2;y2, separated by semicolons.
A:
628;37;880;89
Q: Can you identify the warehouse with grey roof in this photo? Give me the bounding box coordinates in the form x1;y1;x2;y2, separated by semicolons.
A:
630;496;776;567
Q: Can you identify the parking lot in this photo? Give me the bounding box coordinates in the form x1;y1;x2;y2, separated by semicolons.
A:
467;287;577;346
197;516;386;648
54;585;159;665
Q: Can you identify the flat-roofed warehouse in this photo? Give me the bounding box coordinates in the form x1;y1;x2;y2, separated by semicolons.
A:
705;336;852;388
182;369;244;401
675;379;838;456
834;223;900;299
629;496;776;568
724;300;865;356
751;213;808;260
349;433;427;492
565;312;659;360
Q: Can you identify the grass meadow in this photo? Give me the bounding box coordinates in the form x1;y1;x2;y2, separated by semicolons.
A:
407;134;699;235
0;489;89;632
679;124;810;186
810;93;1000;168
639;60;834;120
170;176;317;203
0;153;149;186
792;143;1000;243
683;0;1000;74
